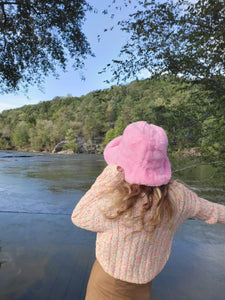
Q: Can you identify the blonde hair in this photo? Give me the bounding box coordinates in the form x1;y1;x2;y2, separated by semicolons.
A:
103;180;177;234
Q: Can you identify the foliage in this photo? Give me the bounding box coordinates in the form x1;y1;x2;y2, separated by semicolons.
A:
101;0;225;158
62;128;78;152
0;0;92;92
106;0;225;91
0;76;224;158
11;120;29;148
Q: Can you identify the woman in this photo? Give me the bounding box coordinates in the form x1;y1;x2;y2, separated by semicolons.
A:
71;121;225;300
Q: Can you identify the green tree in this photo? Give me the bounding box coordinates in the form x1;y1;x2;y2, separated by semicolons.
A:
11;121;29;148
0;76;223;157
0;0;93;92
29;119;59;151
63;128;78;152
105;0;225;158
104;128;115;145
108;0;225;92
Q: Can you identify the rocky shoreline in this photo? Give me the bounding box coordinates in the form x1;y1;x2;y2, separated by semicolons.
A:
3;136;104;155
52;136;103;154
2;145;202;158
1;135;202;157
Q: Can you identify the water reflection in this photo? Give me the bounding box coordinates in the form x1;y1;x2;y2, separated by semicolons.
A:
0;152;224;300
171;157;225;204
0;154;106;215
1;153;106;193
153;220;225;300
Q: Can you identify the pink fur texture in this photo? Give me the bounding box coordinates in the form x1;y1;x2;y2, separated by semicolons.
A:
104;121;171;186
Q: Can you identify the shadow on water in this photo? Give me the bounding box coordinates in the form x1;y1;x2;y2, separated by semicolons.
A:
0;213;96;300
0;247;6;269
18;247;94;300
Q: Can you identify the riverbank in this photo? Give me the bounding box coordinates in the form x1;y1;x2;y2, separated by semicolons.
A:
1;146;202;156
0;76;223;160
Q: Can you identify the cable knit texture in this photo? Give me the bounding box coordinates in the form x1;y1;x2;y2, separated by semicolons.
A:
71;164;225;284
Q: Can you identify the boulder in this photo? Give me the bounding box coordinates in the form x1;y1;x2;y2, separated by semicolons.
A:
52;140;67;153
52;136;103;154
56;149;74;154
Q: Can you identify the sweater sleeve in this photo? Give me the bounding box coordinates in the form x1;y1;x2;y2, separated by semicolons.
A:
181;184;225;224
71;164;123;232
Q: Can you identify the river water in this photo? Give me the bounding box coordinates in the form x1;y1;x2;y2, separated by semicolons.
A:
0;151;224;300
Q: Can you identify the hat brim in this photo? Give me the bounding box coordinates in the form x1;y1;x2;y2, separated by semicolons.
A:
103;136;122;165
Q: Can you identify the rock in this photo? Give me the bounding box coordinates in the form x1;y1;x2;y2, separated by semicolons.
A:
52;136;103;154
56;149;74;154
52;140;67;153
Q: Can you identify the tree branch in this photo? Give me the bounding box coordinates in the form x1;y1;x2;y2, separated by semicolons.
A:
0;2;18;5
1;3;8;50
1;3;7;23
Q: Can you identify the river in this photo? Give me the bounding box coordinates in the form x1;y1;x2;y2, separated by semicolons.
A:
0;151;224;300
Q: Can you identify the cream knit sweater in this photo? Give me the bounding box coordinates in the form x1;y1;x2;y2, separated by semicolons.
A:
71;164;225;284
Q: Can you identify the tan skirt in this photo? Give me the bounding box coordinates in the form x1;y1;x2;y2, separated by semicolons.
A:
85;260;152;300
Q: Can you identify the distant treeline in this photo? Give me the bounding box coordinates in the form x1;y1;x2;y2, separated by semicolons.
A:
0;76;224;157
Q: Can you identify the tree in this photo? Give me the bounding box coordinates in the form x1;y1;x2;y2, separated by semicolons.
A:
63;128;78;152
103;0;225;159
107;0;225;94
0;76;223;156
11;120;29;147
0;0;93;93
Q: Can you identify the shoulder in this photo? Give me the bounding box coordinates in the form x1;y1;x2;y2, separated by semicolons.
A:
104;163;118;173
168;180;186;196
169;180;200;214
168;180;196;203
94;164;123;187
99;164;119;179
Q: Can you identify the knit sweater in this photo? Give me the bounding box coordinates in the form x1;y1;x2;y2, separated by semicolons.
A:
71;164;225;284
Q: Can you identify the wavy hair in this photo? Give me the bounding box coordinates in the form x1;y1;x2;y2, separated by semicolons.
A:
103;180;177;234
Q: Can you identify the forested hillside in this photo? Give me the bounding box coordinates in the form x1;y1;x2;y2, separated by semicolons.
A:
0;76;224;158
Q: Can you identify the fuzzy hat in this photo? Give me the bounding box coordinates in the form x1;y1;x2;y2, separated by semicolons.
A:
104;121;171;186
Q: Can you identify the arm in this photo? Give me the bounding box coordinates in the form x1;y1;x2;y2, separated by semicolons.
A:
181;184;225;224
71;164;123;232
195;197;225;224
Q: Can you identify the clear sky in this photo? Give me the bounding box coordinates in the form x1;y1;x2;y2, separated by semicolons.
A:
0;0;149;112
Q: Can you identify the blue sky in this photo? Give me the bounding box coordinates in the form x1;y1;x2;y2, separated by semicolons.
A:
0;0;150;112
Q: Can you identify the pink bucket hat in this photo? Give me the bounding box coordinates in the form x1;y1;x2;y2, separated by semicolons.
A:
104;121;171;186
